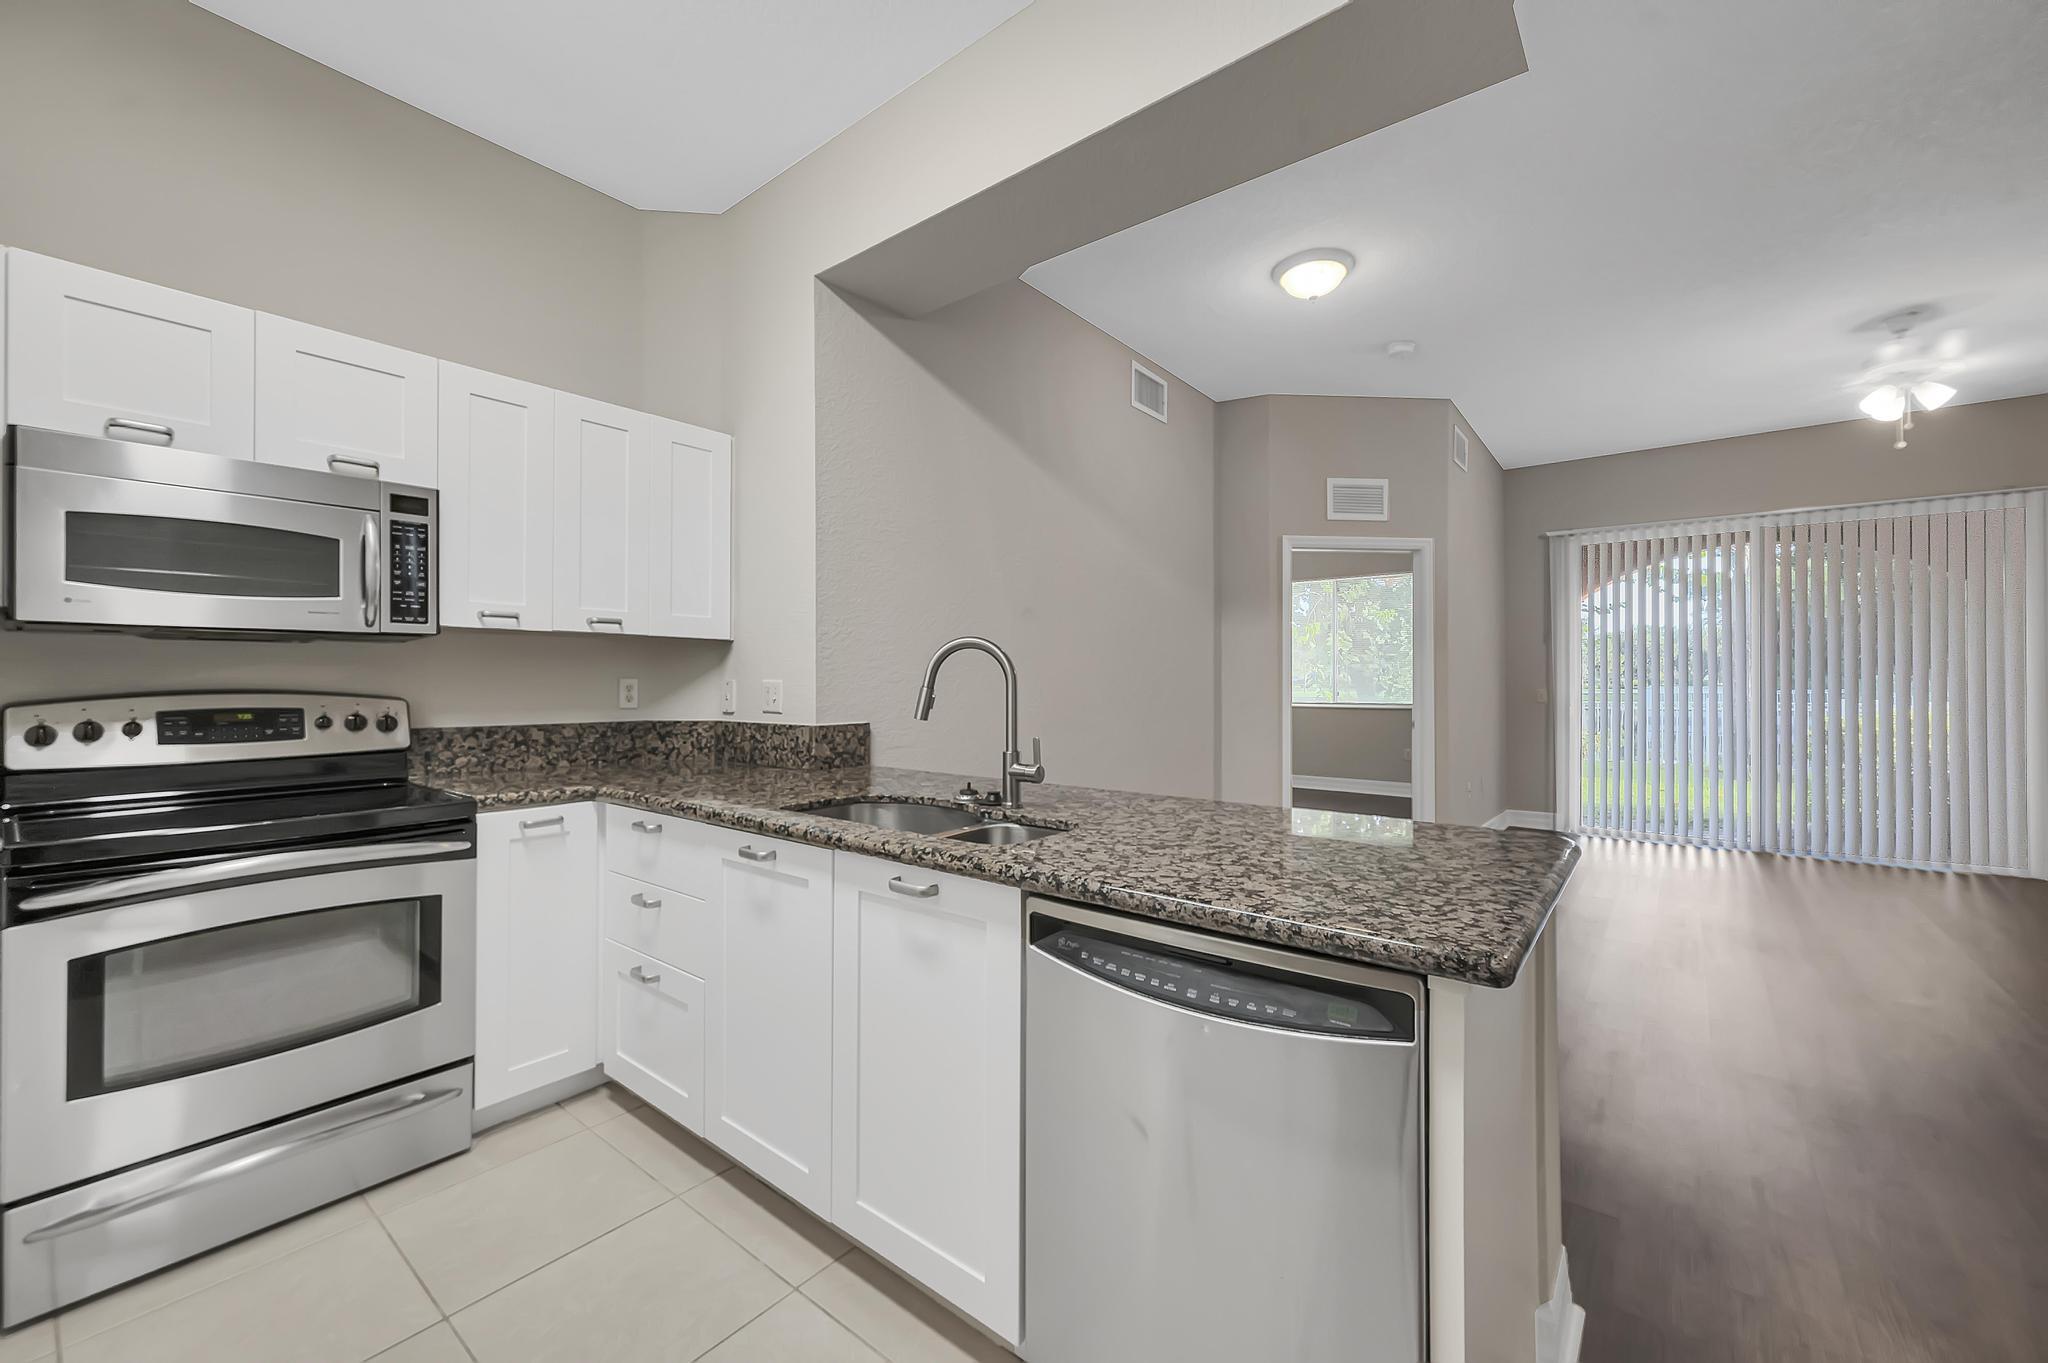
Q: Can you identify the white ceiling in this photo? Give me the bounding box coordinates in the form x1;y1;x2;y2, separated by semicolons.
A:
192;0;1033;213
1024;0;2048;466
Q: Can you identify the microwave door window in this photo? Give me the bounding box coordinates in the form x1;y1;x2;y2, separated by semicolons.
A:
68;898;442;1099
64;511;342;599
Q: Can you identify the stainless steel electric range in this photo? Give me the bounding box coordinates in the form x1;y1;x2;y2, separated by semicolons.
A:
0;691;476;1326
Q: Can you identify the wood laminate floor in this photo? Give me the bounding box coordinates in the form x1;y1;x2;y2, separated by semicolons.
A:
1557;838;2048;1363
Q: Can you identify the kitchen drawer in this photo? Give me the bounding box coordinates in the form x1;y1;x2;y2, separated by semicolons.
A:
599;941;705;1134
602;870;711;975
602;804;710;897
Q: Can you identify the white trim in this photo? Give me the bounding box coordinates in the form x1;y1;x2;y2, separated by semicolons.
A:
1486;808;1558;831
1534;1247;1586;1363
1281;536;1435;822
1290;701;1414;711
1293;776;1412;798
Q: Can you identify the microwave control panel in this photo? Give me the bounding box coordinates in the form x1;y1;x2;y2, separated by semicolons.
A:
388;520;431;626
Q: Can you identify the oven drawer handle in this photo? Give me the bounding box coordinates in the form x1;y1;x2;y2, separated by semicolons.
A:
16;839;475;914
21;1086;463;1244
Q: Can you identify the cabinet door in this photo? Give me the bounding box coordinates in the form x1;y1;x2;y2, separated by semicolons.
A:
832;853;1022;1344
552;392;648;635
475;805;598;1110
440;364;554;631
704;827;834;1216
599;940;706;1133
641;416;732;639
254;314;438;484
4;250;254;458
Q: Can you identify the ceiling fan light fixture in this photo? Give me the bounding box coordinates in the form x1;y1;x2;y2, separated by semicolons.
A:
1910;380;1956;411
1272;249;1354;301
1858;385;1906;423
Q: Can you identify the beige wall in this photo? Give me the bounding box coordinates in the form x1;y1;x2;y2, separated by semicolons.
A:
1446;407;1508;823
1291;706;1411;784
1291;550;1415;582
816;282;1217;797
1501;392;2048;812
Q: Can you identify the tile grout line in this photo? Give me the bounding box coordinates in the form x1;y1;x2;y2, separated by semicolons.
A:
426;1194;682;1332
367;1211;469;1361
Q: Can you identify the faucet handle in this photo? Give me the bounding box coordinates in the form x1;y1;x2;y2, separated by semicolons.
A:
1010;737;1046;784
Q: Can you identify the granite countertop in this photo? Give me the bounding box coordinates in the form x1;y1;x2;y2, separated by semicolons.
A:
422;760;1577;987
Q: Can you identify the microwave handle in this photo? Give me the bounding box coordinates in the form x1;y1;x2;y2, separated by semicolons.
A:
361;513;382;630
15;839;473;915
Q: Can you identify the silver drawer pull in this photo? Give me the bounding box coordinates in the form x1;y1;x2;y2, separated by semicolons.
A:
587;616;625;631
477;610;522;626
888;876;940;898
736;845;777;863
629;892;662;909
519;814;565;831
630;819;664;834
628;965;661;985
327;454;382;476
104;417;174;444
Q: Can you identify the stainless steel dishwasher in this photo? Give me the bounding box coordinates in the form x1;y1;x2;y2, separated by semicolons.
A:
1023;899;1425;1363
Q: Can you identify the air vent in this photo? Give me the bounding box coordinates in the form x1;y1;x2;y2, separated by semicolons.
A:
1452;426;1470;471
1131;361;1168;422
1326;477;1390;521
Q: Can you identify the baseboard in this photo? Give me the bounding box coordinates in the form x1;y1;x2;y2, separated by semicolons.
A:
472;1066;605;1133
1487;808;1557;831
1292;776;1412;798
1534;1247;1586;1363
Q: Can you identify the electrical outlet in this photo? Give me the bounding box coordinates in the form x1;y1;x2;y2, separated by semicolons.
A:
1536;686;1549;704
617;678;639;710
762;679;784;714
720;679;736;715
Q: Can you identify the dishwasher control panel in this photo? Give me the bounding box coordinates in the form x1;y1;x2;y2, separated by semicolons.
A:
1032;917;1415;1041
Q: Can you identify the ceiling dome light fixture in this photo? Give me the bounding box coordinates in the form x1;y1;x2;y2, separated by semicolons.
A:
1856;308;1959;449
1272;249;1355;301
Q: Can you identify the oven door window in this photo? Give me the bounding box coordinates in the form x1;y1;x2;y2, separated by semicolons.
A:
64;511;342;599
66;897;443;1099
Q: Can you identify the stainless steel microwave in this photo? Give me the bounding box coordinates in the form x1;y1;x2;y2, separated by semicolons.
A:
2;426;436;639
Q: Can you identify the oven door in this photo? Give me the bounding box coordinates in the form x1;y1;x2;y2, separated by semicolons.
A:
9;463;380;635
0;855;475;1201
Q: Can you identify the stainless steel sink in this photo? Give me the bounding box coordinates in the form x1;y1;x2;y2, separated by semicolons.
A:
944;821;1063;846
794;800;985;835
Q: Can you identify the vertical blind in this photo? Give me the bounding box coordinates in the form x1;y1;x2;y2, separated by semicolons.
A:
1550;490;2048;874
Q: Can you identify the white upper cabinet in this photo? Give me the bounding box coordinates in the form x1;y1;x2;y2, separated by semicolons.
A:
254;314;438;484
642;416;732;640
553;393;650;635
4;250;254;458
440;364;555;632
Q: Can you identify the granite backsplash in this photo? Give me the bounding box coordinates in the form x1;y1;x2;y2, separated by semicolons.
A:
409;719;869;776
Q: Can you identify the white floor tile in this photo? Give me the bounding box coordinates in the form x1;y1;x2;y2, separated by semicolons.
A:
684;1169;849;1285
450;1201;785;1363
0;1317;54;1362
379;1130;668;1312
57;1195;371;1345
366;1104;583;1214
803;1252;1016;1363
591;1106;731;1194
700;1294;884;1362
560;1082;646;1128
63;1221;438;1363
370;1322;472;1362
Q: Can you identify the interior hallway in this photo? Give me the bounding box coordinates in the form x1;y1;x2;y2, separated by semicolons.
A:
1556;839;2048;1362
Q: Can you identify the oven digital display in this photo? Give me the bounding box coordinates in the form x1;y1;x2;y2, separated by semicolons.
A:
155;708;307;744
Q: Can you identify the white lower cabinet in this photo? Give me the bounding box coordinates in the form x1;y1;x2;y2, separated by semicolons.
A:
703;827;836;1216
475;805;599;1110
830;851;1023;1344
599;940;706;1132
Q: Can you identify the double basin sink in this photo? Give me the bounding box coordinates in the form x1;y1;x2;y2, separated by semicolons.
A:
794;799;1062;846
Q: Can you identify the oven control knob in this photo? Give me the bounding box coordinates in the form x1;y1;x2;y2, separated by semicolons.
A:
343;711;369;732
121;719;144;739
23;722;57;749
375;712;399;734
73;720;104;743
314;714;334;731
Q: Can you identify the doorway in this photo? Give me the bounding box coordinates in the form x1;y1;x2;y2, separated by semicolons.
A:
1281;536;1435;821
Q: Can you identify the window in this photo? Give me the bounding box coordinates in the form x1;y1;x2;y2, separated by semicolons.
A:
1291;574;1413;705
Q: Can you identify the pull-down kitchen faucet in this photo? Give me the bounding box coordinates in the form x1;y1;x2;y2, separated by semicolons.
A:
913;636;1046;807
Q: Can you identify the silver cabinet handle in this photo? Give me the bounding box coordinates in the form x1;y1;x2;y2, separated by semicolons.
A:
630;819;663;834
18;839;473;914
361;513;381;630
629;892;662;909
519;815;565;831
104;417;174;444
628;964;661;985
587;616;625;631
736;844;777;863
888;875;940;898
327;454;382;476
22;1086;461;1243
477;610;522;626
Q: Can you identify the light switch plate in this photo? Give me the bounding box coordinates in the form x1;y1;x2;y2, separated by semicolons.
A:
618;678;640;710
720;679;737;715
762;679;784;714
